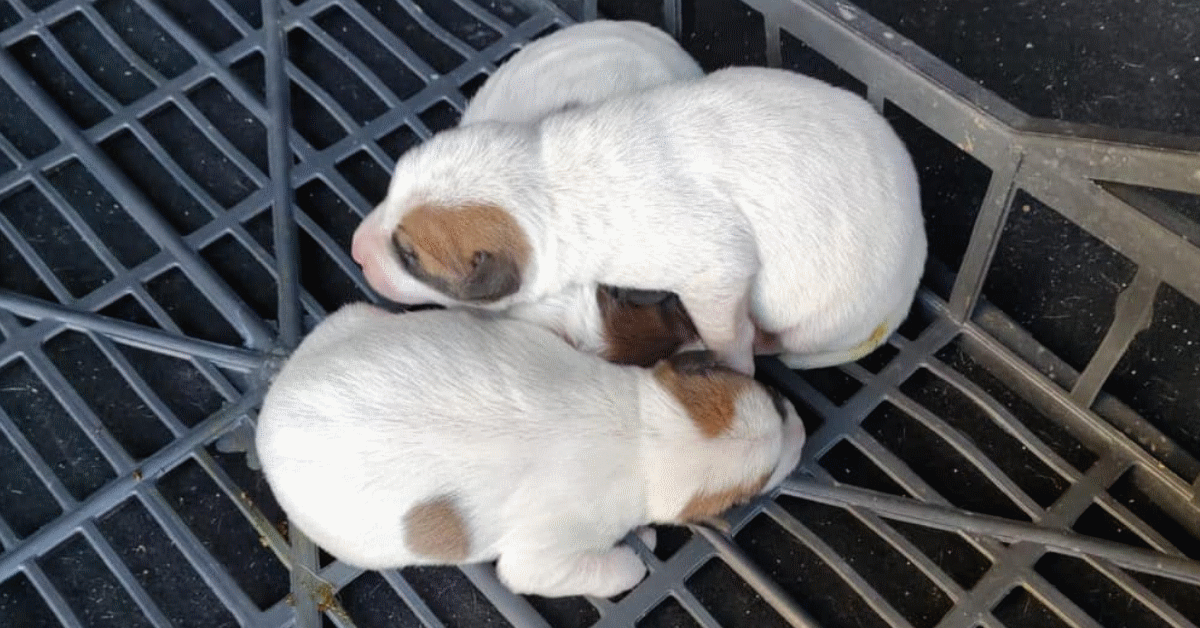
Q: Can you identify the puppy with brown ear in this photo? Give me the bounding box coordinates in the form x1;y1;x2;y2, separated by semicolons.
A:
351;66;926;375
256;304;806;599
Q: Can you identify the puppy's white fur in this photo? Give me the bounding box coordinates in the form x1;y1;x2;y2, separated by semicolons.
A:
460;20;702;125
256;304;805;599
353;67;926;375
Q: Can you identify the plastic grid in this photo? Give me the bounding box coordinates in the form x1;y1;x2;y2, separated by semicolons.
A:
0;0;1195;627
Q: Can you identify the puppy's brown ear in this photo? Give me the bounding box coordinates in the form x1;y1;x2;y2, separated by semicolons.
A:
460;250;522;301
397;203;530;303
597;287;699;367
654;350;749;438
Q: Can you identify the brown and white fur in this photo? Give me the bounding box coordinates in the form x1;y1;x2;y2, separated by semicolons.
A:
350;66;926;375
255;304;805;599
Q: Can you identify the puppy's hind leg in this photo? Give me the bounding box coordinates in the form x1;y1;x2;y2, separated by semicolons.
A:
496;544;649;599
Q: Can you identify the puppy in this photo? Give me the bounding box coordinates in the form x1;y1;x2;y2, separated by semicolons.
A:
459;20;702;125
256;304;806;599
350;66;927;375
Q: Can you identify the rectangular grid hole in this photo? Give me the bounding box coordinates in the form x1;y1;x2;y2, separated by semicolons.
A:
681;0;766;69
1072;502;1155;551
412;0;501;50
289;80;349;151
1129;571;1200;625
335;571;422;628
45;159;159;268
143;266;242;345
900;367;1070;507
992;586;1071;628
780;30;867;96
0;183;113;298
49;11;155;105
336;150;392;206
38;533;154;628
230;51;265;100
983;191;1138;372
222;0;260;28
0;220;57;302
199;235;277;321
476;0;530;27
1105;466;1200;560
97;293;156;327
379;124;421;160
43;329;173;459
399;566;511;628
862;401;1032;521
778;497;953;628
9;34;111;128
115;344;227;428
687;558;791;628
882;104;992;278
638;595;700;628
649;523;693;562
1102;282;1200;464
97;497;240;628
735;513;892;628
359;0;465;74
152;0;240;52
796;366;861;406
187;78;269;174
99;129;213;234
0;573;59;628
157;458;289;609
818;439;910;497
0;73;59;158
95;0;195;78
1034;553;1173;628
0;358;116;500
419;100;462;133
522;593;599;628
312;7;427;101
288;28;388;124
141;102;260;208
0;428;63;538
858;343;899;373
299;235;363;312
935;339;1099;472
883;519;993;589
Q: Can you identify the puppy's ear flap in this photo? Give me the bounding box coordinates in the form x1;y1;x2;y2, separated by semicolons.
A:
664;350;725;375
460;250;522;302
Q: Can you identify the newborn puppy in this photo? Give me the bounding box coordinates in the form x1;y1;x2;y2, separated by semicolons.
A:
460;19;702;125
256;304;806;599
350;66;926;375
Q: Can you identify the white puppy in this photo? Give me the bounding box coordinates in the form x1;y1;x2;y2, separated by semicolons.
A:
350;66;926;375
459;19;702;125
256;304;805;599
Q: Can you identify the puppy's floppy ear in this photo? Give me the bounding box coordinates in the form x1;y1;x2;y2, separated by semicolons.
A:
396;203;531;303
461;250;522;301
597;286;700;367
654;350;749;438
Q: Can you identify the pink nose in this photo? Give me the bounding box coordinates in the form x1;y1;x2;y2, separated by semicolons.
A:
350;226;368;266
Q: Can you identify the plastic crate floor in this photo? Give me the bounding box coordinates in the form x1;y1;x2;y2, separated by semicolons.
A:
0;1;1199;627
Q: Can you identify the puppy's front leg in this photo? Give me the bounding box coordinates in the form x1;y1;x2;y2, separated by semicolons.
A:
679;289;756;375
496;544;648;599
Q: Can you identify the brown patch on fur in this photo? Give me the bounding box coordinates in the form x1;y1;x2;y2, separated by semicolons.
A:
677;472;770;522
394;203;531;302
403;494;470;562
597;286;700;367
653;351;750;438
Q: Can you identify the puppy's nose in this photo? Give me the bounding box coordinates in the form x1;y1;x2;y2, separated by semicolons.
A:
350;225;368;266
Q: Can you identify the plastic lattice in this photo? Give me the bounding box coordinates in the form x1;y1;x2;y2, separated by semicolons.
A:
0;0;1198;627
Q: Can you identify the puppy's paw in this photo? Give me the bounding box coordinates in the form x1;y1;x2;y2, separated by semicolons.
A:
589;546;648;599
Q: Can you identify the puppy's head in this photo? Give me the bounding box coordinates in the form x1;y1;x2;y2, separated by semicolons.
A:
640;351;806;526
596;286;700;367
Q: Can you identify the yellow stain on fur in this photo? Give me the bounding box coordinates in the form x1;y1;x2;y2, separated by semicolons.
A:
403;494;470;562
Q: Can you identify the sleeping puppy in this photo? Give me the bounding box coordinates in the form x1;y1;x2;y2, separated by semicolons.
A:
350;66;926;375
256;304;806;599
459;19;702;125
353;20;702;367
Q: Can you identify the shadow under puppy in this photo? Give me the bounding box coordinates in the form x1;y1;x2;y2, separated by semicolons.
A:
255;304;806;598
351;66;926;376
